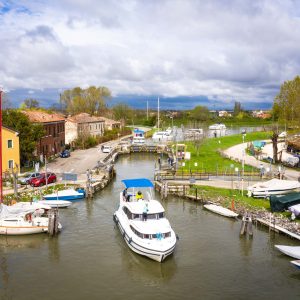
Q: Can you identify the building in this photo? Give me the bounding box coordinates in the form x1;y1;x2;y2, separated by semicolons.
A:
65;113;105;145
252;110;271;119
22;110;65;158
2;126;20;173
218;110;232;117
100;117;121;130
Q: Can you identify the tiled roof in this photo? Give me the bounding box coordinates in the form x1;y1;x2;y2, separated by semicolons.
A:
22;110;65;123
99;117;121;125
67;113;105;124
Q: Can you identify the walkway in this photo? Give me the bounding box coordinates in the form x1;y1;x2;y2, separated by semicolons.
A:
224;142;300;181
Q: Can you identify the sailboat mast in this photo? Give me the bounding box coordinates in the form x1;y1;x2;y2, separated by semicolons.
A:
157;97;160;130
0;90;3;203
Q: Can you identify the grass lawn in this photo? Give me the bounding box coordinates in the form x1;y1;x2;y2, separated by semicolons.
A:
176;131;271;173
189;185;270;210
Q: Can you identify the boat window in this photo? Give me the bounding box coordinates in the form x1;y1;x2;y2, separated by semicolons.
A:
5;219;19;222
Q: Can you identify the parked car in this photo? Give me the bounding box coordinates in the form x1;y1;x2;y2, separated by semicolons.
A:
30;173;57;187
19;172;41;185
60;149;71;158
102;145;112;153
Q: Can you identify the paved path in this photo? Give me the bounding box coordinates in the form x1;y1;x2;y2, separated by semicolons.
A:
224;142;300;181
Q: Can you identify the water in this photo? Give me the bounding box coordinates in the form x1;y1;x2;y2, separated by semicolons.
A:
1;153;299;300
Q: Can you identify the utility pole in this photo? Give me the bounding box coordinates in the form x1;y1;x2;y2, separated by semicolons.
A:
0;90;3;203
157;97;160;130
147;100;149;121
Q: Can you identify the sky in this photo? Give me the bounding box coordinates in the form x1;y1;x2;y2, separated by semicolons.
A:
1;0;300;110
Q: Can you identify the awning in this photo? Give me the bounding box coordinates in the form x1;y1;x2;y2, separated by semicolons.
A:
122;178;154;188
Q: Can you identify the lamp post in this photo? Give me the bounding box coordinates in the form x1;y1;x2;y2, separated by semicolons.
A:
241;133;246;195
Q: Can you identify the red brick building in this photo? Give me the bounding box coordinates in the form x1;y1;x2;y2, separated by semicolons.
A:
22;110;65;158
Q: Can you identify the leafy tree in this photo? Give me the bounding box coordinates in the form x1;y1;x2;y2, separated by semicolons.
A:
273;75;300;128
20;98;40;109
112;103;133;125
2;110;45;164
61;86;111;115
190;105;210;122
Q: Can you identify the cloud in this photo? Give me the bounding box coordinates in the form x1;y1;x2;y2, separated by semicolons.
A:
1;0;300;107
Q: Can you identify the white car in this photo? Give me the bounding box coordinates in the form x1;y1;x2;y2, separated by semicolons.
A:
102;145;112;153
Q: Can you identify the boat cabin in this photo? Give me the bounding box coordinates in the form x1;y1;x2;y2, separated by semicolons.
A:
132;128;145;145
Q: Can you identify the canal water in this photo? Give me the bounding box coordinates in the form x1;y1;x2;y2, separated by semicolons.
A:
0;154;299;300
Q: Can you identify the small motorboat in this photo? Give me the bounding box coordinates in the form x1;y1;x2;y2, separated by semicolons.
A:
203;204;238;218
152;131;173;143
275;245;300;259
0;203;62;235
290;260;300;270
247;179;300;198
113;178;177;262
39;200;72;208
43;188;85;201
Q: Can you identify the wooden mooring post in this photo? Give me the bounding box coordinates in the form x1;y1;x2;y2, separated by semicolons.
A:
240;212;253;237
48;208;59;236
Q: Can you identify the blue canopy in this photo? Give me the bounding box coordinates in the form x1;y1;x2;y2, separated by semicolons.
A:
133;129;144;134
122;178;154;188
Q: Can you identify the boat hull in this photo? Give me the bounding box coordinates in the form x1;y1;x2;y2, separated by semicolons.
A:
39;200;72;208
291;260;300;270
43;194;84;201
113;213;176;262
0;225;48;235
204;204;238;218
275;245;300;259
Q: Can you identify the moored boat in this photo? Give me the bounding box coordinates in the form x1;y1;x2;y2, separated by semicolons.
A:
247;179;300;198
209;123;226;130
0;203;62;235
43;188;85;201
203;204;238;218
39;200;72;208
275;245;300;259
113;178;177;262
290;260;300;270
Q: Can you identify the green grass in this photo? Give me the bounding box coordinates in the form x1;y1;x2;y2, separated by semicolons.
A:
177;131;271;173
189;185;270;210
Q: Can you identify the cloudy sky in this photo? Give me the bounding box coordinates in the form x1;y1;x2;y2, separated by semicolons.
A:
1;0;300;109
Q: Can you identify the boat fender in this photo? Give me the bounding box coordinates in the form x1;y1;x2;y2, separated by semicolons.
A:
128;237;132;244
122;232;125;238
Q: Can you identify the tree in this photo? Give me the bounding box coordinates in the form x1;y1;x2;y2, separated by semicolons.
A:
273;75;300;129
2;110;45;164
112;103;133;126
60;86;111;115
190;105;210;122
20;98;40;109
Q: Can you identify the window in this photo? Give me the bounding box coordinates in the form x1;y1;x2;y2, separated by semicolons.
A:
8;160;14;169
7;140;13;148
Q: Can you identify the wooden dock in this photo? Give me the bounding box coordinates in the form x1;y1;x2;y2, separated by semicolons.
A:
255;218;300;241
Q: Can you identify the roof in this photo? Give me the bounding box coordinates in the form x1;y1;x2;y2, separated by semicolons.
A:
2;125;19;134
99;117;121;125
22;110;65;123
67;113;105;124
126;199;165;214
122;178;154;188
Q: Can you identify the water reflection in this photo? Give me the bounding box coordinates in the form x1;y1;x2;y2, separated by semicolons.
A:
117;230;177;285
0;235;47;250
